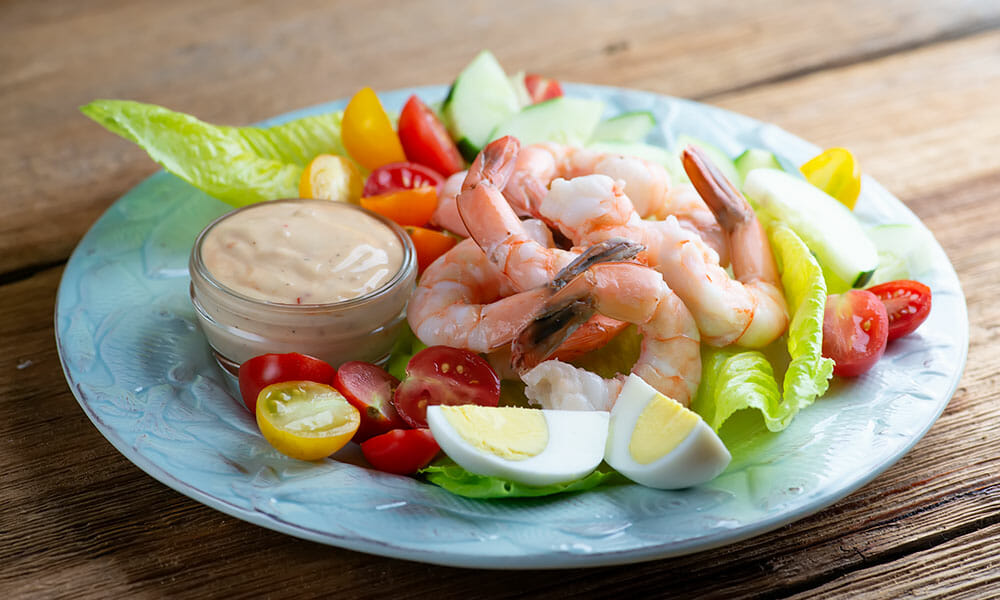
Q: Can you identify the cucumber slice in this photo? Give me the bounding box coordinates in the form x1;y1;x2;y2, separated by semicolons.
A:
590;111;656;143
734;148;782;188
865;224;936;286
442;50;520;161
491;96;604;147
674;135;739;186
743;168;878;293
586;141;686;183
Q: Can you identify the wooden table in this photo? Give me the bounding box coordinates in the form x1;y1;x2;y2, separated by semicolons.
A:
3;1;998;597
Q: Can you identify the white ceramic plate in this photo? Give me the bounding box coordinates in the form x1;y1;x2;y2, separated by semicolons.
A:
56;84;968;568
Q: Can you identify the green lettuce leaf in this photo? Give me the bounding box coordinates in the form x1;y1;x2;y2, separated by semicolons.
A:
771;223;835;417
692;348;781;431
80;100;348;207
691;224;833;434
421;458;625;499
385;322;428;381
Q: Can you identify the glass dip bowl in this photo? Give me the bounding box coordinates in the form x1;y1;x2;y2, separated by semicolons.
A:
189;198;417;375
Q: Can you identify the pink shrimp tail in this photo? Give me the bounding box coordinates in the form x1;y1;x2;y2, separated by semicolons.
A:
464;136;520;192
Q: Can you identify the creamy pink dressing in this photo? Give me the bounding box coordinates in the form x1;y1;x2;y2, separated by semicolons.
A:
200;201;404;305
189;199;415;370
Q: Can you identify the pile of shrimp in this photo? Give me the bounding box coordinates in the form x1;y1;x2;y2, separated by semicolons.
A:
408;136;789;411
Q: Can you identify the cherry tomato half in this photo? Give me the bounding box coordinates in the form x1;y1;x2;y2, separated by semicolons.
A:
800;147;861;210
299;154;363;204
333;361;407;442
524;74;564;103
392;346;501;428
362;161;444;198
398;95;465;176
342;87;407;171
360;186;438;227
406;226;458;274
256;381;360;461
238;353;336;413
822;289;889;377
867;280;932;341
360;428;440;475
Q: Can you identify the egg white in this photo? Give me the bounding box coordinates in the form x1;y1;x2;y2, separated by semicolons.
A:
426;406;609;487
605;374;731;489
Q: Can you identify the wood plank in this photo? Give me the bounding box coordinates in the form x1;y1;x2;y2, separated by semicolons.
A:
2;0;999;275
787;523;1000;599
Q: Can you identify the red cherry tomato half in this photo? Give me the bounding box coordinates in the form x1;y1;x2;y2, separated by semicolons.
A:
238;353;336;413
398;95;466;177
524;74;564;103
362;161;444;198
822;289;889;377
392;346;501;428
867;280;932;341
333;361;407;442
360;428;440;475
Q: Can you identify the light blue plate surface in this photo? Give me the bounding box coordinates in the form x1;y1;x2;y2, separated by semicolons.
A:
56;85;968;568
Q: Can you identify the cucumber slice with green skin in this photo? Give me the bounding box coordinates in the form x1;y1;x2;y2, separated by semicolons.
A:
743;168;878;293
490;96;604;148
734;148;782;187
442;50;520;161
864;224;936;286
674;134;739;186
590;111;656;143
586;141;687;183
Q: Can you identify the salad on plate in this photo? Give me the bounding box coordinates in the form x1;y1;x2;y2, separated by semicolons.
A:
80;50;935;499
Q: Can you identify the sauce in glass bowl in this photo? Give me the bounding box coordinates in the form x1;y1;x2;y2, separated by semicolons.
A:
189;199;416;374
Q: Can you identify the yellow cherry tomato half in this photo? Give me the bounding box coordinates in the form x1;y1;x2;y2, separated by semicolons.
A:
342;87;407;171
299;154;363;204
800;147;862;210
255;381;360;461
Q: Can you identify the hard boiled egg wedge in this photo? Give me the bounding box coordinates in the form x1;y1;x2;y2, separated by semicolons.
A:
426;405;609;487
605;374;730;489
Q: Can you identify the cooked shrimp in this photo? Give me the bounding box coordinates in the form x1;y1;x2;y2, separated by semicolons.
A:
537;146;788;348
513;242;702;408
429;170;469;236
502;142;728;261
408;211;618;354
406;238;549;352
458;136;632;356
459;137;578;290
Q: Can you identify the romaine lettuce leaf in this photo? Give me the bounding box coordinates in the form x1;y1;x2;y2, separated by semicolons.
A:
421;458;625;498
385;322;428;381
691;224;833;434
80;100;347;207
692;348;781;431
771;223;835;416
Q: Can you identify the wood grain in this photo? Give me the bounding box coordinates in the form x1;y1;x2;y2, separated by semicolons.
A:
3;0;1000;598
2;0;999;276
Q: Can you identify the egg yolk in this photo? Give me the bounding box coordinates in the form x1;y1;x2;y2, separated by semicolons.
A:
441;406;548;461
628;393;699;465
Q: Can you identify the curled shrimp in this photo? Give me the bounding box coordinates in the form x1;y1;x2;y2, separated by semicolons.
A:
537;146;788;348
429;170;469;236
408;214;619;355
457;136;631;357
512;238;702;409
406;238;550;352
502;142;729;262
